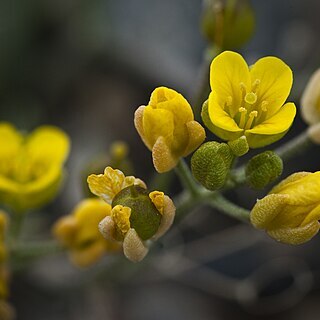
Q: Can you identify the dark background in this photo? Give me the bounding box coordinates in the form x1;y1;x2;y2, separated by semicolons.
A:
2;0;320;319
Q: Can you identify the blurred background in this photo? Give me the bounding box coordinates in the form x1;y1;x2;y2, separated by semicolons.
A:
2;0;320;319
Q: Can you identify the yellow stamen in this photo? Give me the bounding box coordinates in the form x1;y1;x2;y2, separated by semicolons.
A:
149;191;165;215
245;111;258;130
111;205;131;236
252;79;261;92
239;82;247;98
238;107;247;129
245;92;257;105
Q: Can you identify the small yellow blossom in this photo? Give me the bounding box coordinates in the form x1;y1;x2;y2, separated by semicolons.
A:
53;198;120;267
134;87;205;173
87;166;146;204
203;51;296;148
251;171;320;244
0;123;70;212
88;167;176;262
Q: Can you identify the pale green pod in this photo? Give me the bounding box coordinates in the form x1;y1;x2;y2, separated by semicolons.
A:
191;141;234;191
245;151;283;189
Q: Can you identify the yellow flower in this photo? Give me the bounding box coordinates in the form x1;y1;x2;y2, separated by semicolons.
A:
203;51;296;148
0;123;70;212
53;198;120;267
251;171;320;244
134;87;206;173
88;167;176;262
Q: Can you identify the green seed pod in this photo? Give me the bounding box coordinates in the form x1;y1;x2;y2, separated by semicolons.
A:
228;136;249;156
112;185;161;241
245;151;283;189
201;0;255;50
191;141;234;191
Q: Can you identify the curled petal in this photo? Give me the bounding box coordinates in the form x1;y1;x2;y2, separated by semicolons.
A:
152;195;176;240
149;191;165;214
267;220;320;245
111;205;131;236
182;121;206;157
123;228;149;262
152;136;178;173
250;194;289;229
134;106;152;149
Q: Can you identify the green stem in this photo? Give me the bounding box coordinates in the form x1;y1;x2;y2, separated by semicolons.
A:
175;159;201;197
205;193;250;222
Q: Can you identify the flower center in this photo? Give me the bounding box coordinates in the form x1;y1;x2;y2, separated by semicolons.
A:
224;79;269;130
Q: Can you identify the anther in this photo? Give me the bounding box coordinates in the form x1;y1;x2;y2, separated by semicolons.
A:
252;79;261;92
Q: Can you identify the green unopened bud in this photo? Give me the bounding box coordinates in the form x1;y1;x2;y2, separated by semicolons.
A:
228;136;249;156
245;151;283;189
201;0;255;49
191;141;234;190
112;185;161;241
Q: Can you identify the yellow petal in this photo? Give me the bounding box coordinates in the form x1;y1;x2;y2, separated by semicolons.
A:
111;205;131;236
271;171;320;206
245;102;296;148
250;56;293;118
143;106;174;148
182;121;206;157
134;106;151;149
267;220;319;245
26;125;70;165
270;172;311;194
210;51;250;116
0;122;22;159
207;92;244;141
301;203;320;227
152;136;179;173
149;191;165;214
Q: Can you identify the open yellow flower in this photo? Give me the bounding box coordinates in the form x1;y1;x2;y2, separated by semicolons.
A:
251;171;320;244
134;87;205;173
202;51;296;148
53;198;120;267
0;123;70;212
88;167;176;262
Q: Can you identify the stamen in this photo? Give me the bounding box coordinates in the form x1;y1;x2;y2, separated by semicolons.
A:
245;92;257;105
239;82;247;97
238;107;247;129
245;111;258;130
252;79;261;92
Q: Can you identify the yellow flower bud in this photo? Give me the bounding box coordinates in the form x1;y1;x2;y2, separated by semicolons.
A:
88;167;176;262
134;87;205;173
53;198;120;267
251;171;320;244
0;122;70;213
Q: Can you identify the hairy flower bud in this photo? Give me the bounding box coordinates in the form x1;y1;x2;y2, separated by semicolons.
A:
245;151;283;189
228;136;249;156
191;141;234;191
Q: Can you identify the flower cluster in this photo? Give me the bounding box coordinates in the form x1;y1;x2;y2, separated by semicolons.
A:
87;167;175;262
0;123;70;212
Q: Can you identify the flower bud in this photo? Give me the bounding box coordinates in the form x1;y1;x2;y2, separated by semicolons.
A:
191;141;234;190
228;136;249;156
245;151;283;189
301;69;320;125
201;0;255;49
251;171;320;245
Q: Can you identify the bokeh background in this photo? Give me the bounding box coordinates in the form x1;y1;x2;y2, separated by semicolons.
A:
2;0;320;319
